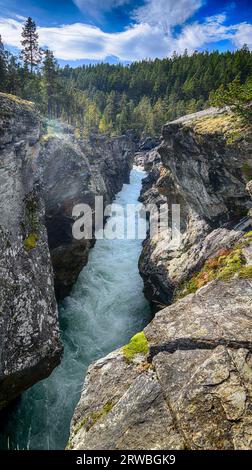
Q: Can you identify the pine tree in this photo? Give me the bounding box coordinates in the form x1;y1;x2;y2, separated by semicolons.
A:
0;35;7;91
42;49;58;116
6;55;21;95
152;98;167;135
21;17;42;73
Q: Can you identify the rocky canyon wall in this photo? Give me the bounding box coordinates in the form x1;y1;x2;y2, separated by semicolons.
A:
0;93;62;409
0;93;134;408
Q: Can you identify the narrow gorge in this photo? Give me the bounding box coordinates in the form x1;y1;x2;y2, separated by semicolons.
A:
1;93;252;451
0;93;151;449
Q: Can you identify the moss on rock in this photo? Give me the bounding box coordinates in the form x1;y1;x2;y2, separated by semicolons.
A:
238;265;252;279
191;111;250;144
23;232;38;251
217;249;245;280
122;332;149;361
70;400;114;441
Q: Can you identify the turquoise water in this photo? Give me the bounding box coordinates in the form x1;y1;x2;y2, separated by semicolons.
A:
0;167;151;450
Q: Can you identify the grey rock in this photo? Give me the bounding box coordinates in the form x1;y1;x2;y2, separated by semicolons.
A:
139;106;252;308
69;351;183;450
159;107;252;224
69;273;252;450
0;94;62;409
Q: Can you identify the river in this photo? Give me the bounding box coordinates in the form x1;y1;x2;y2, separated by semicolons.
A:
0;167;151;450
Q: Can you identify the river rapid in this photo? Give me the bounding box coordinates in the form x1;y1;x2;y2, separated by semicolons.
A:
0;167;151;450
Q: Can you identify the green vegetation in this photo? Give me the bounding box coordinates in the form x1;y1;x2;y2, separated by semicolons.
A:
175;236;252;299
217;249;245;280
244;230;252;238
20;17;42;73
71;401;114;438
23;232;38;251
191;111;251;144
209;75;252;123
238;265;252;278
242;162;252;182
89;402;114;427
1;19;252;136
0;91;34;108
122;332;149;361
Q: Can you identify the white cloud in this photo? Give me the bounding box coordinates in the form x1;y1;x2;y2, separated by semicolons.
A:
133;0;202;30
0;18;168;61
0;18;22;47
73;0;130;20
233;22;252;48
171;14;232;54
0;10;251;62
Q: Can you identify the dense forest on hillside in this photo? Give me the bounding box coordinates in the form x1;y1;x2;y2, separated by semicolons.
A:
0;17;252;136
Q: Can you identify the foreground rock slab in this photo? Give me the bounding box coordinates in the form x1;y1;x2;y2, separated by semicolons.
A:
68;274;252;450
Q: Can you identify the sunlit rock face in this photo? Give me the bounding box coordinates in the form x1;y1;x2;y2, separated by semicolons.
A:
38;127;135;299
69;107;252;450
0;94;62;409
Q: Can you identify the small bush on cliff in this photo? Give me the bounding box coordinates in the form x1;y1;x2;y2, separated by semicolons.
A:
122;332;149;361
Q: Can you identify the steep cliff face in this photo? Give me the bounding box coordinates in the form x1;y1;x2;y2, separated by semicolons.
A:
38;126;134;299
139;107;252;308
68;107;252;450
0;94;62;409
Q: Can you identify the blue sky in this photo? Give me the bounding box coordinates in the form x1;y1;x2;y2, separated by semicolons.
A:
0;1;252;66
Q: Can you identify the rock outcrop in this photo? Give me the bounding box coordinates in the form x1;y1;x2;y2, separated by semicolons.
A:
69;106;252;450
139;106;252;309
0;94;62;409
38;126;134;299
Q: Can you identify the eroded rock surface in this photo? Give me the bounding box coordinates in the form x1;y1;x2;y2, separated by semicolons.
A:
0;93;135;408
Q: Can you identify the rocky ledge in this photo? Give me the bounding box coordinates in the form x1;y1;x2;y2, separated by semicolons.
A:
0;93;62;409
68;106;252;450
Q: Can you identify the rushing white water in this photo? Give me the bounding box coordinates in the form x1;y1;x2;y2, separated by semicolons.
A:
0;167;151;450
